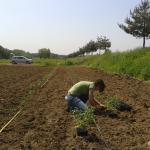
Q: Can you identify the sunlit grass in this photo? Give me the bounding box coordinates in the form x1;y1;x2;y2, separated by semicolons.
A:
0;59;9;64
1;47;150;80
66;48;150;80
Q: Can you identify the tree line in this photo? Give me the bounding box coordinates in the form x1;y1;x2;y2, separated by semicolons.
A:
0;45;33;59
68;36;111;57
0;45;10;59
1;0;150;59
0;45;64;59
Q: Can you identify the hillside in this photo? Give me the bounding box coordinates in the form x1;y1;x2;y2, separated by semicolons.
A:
66;48;150;80
1;47;150;80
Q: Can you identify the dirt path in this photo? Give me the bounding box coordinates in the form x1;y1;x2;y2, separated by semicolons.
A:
0;66;150;150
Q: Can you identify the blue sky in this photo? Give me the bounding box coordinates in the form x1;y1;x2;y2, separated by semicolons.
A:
0;0;150;54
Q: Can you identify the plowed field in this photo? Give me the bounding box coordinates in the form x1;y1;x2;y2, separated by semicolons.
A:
0;65;150;150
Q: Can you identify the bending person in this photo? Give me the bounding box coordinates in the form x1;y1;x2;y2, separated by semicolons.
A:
65;79;106;112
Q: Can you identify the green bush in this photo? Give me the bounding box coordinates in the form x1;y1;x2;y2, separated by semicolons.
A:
65;60;74;66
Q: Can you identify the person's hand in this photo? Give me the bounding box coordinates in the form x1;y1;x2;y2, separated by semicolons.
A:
100;105;107;110
96;103;107;110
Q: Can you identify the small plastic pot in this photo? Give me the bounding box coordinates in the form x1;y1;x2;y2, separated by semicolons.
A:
76;128;88;136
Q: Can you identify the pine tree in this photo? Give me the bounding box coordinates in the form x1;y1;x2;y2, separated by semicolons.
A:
118;0;150;48
96;36;111;53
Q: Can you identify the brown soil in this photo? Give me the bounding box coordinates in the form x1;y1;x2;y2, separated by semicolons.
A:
0;66;150;150
0;65;51;127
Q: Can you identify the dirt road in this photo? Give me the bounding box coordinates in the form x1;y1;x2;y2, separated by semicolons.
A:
0;66;150;150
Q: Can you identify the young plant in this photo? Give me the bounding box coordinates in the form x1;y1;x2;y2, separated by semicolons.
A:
107;96;132;111
106;96;120;110
73;107;95;129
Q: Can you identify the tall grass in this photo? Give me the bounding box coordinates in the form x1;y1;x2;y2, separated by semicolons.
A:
33;48;150;80
1;48;150;80
33;58;65;66
33;57;85;66
0;59;9;64
69;48;150;80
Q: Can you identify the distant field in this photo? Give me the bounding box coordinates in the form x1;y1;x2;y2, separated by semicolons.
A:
36;47;150;80
1;47;150;80
0;59;9;64
33;58;65;66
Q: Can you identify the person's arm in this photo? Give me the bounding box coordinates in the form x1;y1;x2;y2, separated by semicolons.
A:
88;89;105;108
88;89;95;106
93;97;105;107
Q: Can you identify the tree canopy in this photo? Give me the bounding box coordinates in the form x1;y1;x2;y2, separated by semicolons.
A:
97;36;111;51
0;45;33;59
118;0;150;48
38;48;51;58
0;45;10;59
68;36;111;57
0;45;63;59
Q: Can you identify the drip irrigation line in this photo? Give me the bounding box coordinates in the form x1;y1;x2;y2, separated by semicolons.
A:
0;108;22;133
40;67;58;88
93;118;111;150
0;67;58;134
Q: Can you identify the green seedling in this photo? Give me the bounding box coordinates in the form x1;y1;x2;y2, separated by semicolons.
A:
106;96;120;110
95;94;103;99
73;107;95;129
106;96;132;111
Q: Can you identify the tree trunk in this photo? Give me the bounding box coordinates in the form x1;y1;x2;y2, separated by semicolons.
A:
99;49;101;55
143;21;146;48
143;36;145;48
